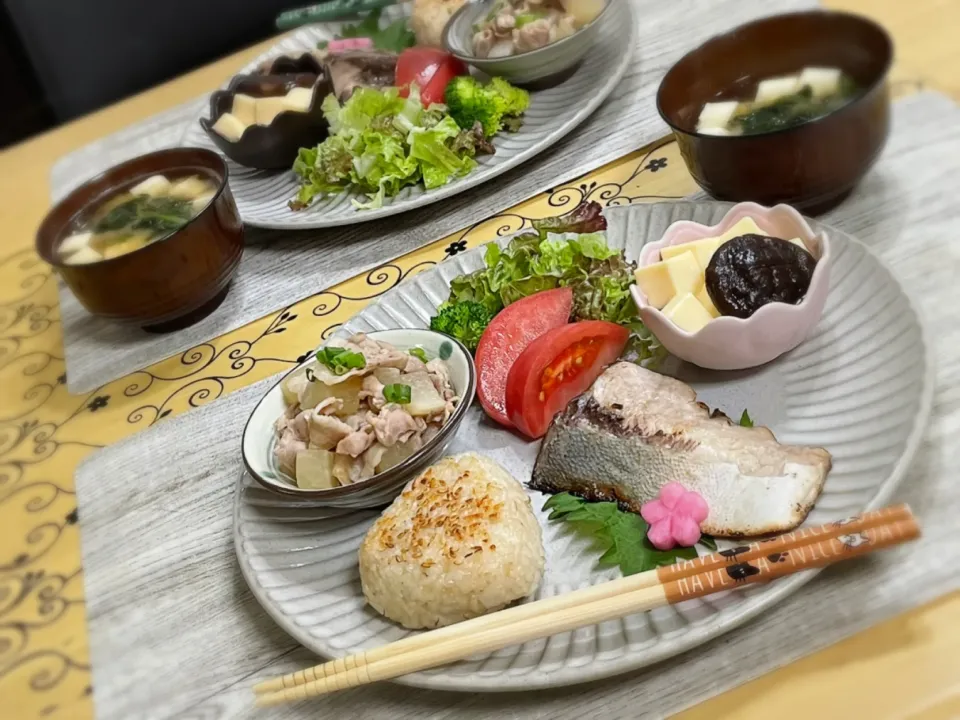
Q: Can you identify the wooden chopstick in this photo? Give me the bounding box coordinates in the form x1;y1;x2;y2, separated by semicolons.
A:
255;505;915;705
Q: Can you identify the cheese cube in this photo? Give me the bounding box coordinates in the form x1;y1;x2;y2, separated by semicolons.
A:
715;217;765;242
664;292;714;334
660;217;767;271
799;66;842;98
634;252;702;309
212;112;247;142
660;238;723;271
283;86;315;113
696;100;739;132
697;285;720;318
231;94;258;126
58;232;94;256
755;75;801;104
129;174;171;197
255;96;288;125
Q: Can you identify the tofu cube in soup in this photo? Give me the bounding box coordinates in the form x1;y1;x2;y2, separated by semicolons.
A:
129;174;172;197
58;232;94;256
799;66;842;98
696;100;739;133
755;75;801;104
62;246;102;265
170;175;214;199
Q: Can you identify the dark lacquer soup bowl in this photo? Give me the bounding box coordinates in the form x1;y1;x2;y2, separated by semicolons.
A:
36;148;244;331
657;11;893;214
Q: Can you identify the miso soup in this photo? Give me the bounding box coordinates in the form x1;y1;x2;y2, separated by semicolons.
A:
57;172;218;265
696;66;860;137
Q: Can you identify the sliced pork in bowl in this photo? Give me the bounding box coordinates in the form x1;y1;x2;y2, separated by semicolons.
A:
242;329;476;507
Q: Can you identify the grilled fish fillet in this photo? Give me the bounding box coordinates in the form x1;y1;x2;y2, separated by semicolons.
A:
530;363;832;537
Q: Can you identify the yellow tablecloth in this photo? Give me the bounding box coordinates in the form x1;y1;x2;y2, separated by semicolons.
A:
1;2;958;718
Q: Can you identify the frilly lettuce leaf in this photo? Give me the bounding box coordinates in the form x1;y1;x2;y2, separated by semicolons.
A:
439;202;664;365
293;85;479;211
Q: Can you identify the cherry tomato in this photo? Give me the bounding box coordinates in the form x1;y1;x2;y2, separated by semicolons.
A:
475;288;574;427
505;320;629;439
396;48;469;106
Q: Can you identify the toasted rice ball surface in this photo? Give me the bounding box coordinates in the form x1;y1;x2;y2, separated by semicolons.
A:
359;452;545;629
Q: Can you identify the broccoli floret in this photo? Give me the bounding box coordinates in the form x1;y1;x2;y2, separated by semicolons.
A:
487;76;530;118
445;76;530;138
429;301;495;353
445;76;502;137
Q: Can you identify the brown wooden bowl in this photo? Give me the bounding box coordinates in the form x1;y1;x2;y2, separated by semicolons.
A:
657;11;893;214
36;148;244;332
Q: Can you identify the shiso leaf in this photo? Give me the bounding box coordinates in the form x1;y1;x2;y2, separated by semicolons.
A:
543;493;703;576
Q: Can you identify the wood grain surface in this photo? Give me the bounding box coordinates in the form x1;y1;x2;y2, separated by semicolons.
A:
0;0;958;718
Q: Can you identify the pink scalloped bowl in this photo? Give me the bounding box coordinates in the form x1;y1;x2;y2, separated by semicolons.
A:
630;202;831;370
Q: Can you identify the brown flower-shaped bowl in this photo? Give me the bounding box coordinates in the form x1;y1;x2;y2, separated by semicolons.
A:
36;148;244;332
200;64;334;171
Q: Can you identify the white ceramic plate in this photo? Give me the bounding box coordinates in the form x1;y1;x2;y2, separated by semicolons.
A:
180;2;635;229
233;201;933;690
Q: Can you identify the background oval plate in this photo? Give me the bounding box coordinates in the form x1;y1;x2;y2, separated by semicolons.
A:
233;201;933;690
181;2;635;229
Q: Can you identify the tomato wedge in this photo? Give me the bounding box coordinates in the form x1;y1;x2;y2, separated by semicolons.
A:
506;321;629;439
396;48;469;106
475;287;574;427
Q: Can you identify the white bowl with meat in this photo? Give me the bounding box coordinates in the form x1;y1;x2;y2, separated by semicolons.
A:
443;0;610;87
242;329;476;506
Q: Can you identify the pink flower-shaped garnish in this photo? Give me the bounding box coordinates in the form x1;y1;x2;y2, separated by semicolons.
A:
327;37;374;53
641;483;709;550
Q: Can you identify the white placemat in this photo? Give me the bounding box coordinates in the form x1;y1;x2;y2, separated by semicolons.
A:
76;92;960;719
50;0;817;395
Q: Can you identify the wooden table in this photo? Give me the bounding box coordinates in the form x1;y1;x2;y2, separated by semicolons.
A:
1;1;957;718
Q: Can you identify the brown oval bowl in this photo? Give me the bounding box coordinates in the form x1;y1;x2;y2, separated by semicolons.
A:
199;67;333;171
657;11;893;214
255;51;323;77
36;147;244;332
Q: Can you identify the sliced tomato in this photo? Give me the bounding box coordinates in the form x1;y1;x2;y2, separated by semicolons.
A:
475;287;573;427
506;321;629;439
396;48;469;106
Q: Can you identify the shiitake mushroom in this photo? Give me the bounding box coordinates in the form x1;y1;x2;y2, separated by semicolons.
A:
705;234;816;318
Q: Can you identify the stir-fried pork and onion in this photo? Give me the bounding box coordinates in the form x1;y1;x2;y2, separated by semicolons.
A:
472;0;605;58
274;334;458;489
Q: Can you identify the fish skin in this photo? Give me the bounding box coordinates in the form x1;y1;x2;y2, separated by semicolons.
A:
530;363;832;538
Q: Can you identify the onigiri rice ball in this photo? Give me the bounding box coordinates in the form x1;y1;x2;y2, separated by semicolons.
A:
359;452;545;629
